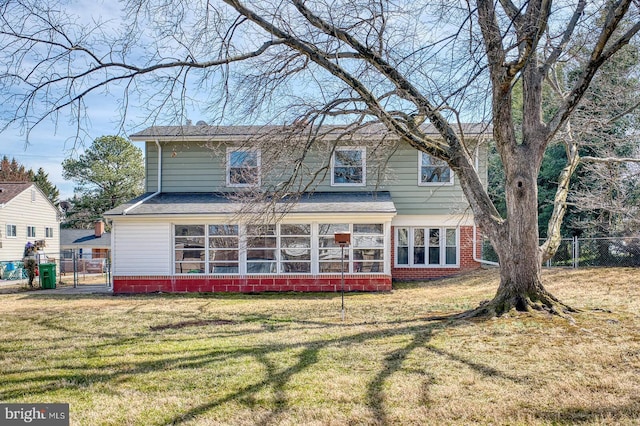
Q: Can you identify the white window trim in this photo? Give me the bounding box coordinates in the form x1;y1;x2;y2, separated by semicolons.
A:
395;226;460;268
6;224;17;238
417;152;454;186
45;227;54;238
226;147;261;188
27;225;36;238
331;146;367;187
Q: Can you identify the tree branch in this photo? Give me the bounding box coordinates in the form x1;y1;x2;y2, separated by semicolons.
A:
581;156;640;163
540;0;586;74
547;0;640;141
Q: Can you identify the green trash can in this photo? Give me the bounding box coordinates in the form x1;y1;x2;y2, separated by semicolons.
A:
39;263;57;289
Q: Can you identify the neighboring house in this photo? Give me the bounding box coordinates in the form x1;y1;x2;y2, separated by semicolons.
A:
60;221;111;274
105;124;489;294
60;221;111;259
0;182;60;264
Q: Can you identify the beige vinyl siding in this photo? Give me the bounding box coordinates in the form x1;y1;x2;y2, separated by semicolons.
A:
0;186;60;261
144;139;488;217
112;221;171;276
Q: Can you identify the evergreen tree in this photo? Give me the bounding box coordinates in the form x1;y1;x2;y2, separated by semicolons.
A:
0;155;31;181
0;155;60;206
32;167;60;207
62;135;144;229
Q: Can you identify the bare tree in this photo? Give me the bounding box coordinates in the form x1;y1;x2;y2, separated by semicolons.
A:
1;0;639;317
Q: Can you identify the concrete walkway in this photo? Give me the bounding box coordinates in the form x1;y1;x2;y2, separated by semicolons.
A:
0;279;112;295
33;284;113;295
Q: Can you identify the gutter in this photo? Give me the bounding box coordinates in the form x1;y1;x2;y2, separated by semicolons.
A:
123;139;162;215
473;225;499;266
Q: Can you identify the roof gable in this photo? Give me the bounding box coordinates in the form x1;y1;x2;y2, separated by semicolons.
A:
0;182;34;204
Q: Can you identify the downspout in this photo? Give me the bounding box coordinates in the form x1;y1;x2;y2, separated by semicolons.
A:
473;224;499;266
123;139;162;215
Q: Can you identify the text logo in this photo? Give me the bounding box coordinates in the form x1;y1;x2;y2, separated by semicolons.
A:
1;404;69;425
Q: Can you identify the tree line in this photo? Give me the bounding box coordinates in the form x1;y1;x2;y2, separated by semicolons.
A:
2;136;144;229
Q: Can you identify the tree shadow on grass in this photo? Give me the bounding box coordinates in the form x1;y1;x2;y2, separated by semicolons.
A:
1;309;526;425
533;400;640;424
159;315;526;425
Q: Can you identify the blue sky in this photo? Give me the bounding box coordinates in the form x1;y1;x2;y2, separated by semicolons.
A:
0;1;146;200
1;92;146;200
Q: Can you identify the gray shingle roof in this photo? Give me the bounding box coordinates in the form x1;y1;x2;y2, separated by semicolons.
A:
129;123;491;141
0;182;33;205
60;229;111;248
104;191;396;217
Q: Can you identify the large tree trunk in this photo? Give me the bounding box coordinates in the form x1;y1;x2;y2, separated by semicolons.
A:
463;155;577;318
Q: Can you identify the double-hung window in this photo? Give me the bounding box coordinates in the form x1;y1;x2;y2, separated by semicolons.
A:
396;227;458;267
46;227;54;238
419;152;453;185
27;226;36;238
227;148;261;187
6;224;17;238
332;147;366;186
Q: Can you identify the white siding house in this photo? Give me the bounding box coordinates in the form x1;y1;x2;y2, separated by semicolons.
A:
0;182;60;263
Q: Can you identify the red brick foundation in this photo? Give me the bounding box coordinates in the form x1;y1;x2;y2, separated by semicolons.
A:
113;274;392;294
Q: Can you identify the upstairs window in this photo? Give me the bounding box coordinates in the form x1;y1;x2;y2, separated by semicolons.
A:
46;227;54;238
27;226;36;238
332;147;366;186
419;152;453;185
227;148;261;187
6;224;17;238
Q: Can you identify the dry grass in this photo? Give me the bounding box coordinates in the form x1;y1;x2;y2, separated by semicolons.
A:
1;268;639;425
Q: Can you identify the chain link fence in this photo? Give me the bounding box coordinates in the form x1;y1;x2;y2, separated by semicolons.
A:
482;237;640;268
0;249;111;286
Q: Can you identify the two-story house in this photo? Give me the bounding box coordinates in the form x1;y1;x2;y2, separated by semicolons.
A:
105;124;488;294
0;182;60;266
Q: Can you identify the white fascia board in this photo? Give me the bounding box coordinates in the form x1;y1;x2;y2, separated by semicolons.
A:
392;214;476;227
108;212;397;224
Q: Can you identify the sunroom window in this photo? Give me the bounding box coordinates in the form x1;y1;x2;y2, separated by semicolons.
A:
246;225;277;273
175;225;205;273
319;223;384;273
280;224;311;273
208;225;239;273
318;223;349;273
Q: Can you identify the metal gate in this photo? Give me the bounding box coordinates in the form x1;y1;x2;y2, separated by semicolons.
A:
60;249;112;287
